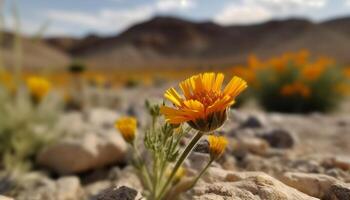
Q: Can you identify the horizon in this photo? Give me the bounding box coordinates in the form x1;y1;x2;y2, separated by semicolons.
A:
2;0;350;38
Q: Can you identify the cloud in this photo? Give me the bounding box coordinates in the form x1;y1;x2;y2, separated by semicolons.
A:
155;0;196;11
214;0;328;25
214;3;272;25
45;0;196;36
346;0;350;6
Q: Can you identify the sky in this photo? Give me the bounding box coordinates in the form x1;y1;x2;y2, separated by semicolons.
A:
2;0;350;37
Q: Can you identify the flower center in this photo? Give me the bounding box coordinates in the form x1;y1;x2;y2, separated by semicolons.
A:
190;90;222;107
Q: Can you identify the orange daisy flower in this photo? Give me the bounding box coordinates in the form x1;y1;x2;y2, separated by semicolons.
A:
160;72;247;132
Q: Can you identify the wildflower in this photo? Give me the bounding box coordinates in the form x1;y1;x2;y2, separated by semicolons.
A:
293;49;310;65
169;166;185;183
280;82;311;98
0;71;15;92
115;117;137;144
301;64;326;81
248;55;261;69
208;135;228;160
343;68;350;78
160;73;247;132
26;76;51;102
174;167;185;180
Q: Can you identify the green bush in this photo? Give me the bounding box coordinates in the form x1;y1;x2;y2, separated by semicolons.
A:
0;82;64;173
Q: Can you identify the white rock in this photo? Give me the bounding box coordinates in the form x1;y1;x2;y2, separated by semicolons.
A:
37;130;127;174
194;171;318;200
16;176;84;200
279;172;338;198
0;196;14;200
87;108;120;129
237;137;270;156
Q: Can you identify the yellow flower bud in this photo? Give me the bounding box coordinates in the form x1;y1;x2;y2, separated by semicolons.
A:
208;135;228;160
115;117;137;143
26;76;51;102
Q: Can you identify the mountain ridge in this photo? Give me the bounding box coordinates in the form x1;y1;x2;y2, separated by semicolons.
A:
44;16;350;69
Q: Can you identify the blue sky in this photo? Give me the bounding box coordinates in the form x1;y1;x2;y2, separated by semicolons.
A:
3;0;350;37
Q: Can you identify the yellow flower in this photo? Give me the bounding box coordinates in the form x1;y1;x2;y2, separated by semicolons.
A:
160;72;247;132
208;135;228;160
174;167;185;182
115;117;137;143
26;76;51;101
0;71;15;92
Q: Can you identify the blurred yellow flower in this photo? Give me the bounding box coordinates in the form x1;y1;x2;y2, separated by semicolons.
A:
174;167;185;182
160;72;247;132
208;135;228;160
26;76;51;101
115;117;137;143
0;71;15;92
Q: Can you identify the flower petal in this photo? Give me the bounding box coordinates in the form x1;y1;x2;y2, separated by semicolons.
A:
223;76;248;98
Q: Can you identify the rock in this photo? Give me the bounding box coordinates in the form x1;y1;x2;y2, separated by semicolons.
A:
94;186;137;200
0;174;14;194
37;130;127;174
193;171;317;200
113;166;143;192
0;196;14;200
240;114;268;128
236;137;270;156
325;168;349;182
194;139;209;154
87;108;120;130
238;155;285;175
16;176;84;200
85;181;112;198
55;177;85;200
288;159;323;173
326;156;350;171
324;182;350;200
259;128;297;149
187;152;211;172
279;172;338;198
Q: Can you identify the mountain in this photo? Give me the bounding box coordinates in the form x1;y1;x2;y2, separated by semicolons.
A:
1;32;70;70
45;16;350;69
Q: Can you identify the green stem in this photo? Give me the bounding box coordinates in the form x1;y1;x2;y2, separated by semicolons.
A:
156;131;203;200
132;144;152;191
190;159;214;188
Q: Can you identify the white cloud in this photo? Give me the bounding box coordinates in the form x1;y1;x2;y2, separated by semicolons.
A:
45;0;196;36
46;6;154;34
214;3;272;25
214;0;328;26
258;0;327;9
155;0;196;11
346;0;350;6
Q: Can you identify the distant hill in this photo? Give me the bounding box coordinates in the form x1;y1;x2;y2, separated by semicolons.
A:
44;16;350;69
1;32;70;70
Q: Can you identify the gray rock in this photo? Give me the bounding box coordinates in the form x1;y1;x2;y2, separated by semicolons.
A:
324;182;350;200
94;186;137;200
259;129;297;149
194;139;209;154
240;114;268;129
